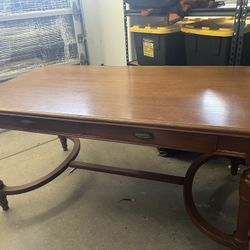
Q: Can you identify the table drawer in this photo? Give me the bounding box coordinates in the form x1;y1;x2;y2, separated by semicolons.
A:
0;114;86;136
85;124;217;153
0;114;218;153
217;136;250;155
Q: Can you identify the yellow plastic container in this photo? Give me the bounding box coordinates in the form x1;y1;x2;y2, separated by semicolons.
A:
130;23;185;65
180;16;233;25
180;17;250;65
181;17;250;37
130;23;181;34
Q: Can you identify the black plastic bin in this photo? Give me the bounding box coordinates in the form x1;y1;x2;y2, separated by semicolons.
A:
130;24;186;65
181;18;250;65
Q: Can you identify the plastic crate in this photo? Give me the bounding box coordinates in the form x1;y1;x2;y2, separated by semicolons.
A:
181;18;250;65
130;23;186;65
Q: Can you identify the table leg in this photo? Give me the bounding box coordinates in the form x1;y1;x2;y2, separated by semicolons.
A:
232;168;250;250
230;158;241;176
0;180;9;211
59;136;68;151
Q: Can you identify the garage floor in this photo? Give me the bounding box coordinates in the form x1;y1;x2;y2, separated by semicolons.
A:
0;131;243;250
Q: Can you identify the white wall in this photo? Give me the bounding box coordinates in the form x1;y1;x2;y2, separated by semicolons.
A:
82;0;127;66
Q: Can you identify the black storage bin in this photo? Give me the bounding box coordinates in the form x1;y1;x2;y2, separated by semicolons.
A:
181;18;250;65
130;24;186;65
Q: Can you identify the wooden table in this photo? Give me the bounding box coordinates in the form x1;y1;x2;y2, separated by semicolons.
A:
0;65;249;249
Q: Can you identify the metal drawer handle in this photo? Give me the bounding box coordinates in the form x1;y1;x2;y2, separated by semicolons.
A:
20;119;33;125
133;131;154;141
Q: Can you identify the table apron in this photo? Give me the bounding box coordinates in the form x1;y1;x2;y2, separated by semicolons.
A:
0;114;249;158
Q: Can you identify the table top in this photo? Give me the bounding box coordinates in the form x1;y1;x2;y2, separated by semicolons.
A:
0;65;250;137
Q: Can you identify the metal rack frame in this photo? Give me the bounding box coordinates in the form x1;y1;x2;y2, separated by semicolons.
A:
0;0;89;81
123;1;249;66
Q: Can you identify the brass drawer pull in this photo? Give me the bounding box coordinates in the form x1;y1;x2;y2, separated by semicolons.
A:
133;131;154;141
20;119;33;125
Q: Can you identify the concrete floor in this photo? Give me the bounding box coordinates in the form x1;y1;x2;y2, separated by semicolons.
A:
0;131;243;250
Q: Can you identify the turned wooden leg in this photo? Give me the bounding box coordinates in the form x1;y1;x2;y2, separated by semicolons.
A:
0;180;9;211
232;168;250;250
59;136;68;151
230;158;241;176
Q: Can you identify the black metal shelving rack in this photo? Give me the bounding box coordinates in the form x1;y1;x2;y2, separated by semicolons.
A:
123;0;249;66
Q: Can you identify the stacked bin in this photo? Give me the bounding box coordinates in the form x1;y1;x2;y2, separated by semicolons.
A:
181;17;250;65
130;23;186;65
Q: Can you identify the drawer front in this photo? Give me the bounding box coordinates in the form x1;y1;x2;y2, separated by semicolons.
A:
0;114;217;153
217;136;250;156
85;124;217;153
0;115;86;136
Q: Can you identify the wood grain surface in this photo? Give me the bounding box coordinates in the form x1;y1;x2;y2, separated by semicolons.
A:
0;65;250;136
